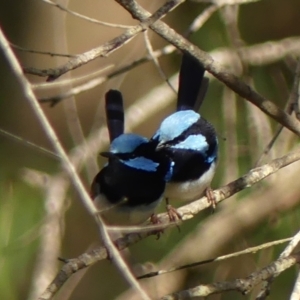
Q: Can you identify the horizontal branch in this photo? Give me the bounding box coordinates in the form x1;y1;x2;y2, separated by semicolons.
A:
39;149;300;299
161;252;300;299
34;36;300;105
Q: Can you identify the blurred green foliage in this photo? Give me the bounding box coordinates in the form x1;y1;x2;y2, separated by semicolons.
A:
0;181;42;299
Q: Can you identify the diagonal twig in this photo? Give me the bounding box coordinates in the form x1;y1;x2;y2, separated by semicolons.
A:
160;252;300;299
256;226;300;299
40;0;134;28
256;58;300;166
0;25;151;300
41;0;184;81
115;0;300;137
143;31;176;94
137;237;292;279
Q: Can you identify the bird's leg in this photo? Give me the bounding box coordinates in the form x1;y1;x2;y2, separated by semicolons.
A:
166;198;182;222
205;187;216;212
150;213;163;239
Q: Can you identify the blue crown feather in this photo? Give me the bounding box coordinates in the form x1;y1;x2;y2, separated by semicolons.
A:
153;110;200;142
110;133;148;154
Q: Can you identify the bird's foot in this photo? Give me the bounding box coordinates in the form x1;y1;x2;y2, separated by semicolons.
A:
205;187;216;213
150;213;164;239
167;204;182;222
166;204;182;232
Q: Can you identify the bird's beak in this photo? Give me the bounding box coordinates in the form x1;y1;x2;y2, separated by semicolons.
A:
156;141;167;150
100;151;116;159
150;137;168;150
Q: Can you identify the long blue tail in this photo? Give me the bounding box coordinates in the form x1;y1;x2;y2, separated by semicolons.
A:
177;53;208;112
105;89;125;142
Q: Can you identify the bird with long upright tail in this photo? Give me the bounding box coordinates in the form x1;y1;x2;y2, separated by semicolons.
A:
151;53;218;220
90;90;172;226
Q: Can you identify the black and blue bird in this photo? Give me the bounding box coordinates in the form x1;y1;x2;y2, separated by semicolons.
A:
90;90;172;225
151;54;218;217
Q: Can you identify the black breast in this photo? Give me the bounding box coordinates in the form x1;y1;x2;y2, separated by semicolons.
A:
92;159;166;207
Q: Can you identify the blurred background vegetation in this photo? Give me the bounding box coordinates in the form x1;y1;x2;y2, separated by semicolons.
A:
1;0;300;299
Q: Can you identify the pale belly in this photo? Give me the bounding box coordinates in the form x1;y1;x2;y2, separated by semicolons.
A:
94;194;162;225
164;162;216;201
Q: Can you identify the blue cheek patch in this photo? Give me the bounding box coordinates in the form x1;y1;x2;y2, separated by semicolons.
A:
154;110;200;142
205;154;216;164
121;157;159;172
110;133;148;153
172;134;208;153
205;138;218;163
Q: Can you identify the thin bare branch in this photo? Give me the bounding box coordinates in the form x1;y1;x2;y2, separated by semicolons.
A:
185;4;219;37
160;253;300;299
33;70;179;261
281;230;300;258
38;0;184;81
143;31;176;94
0;19;99;251
39;77;107;106
32;64;113;90
38;48;175;105
137;237;292;279
28;1;96;294
185;0;257;42
117;153;300;300
36;37;300;105
95;215;151;300
192;0;260;3
26;36;300;78
0;26;150;300
290;271;300;300
51;0;97;181
37;149;300;299
222;85;238;184
10;42;76;57
214;0;261;3
290;58;300;119
116;0;300;136
256;227;300;299
256;58;300;166
40;0;134;28
0;127;59;160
